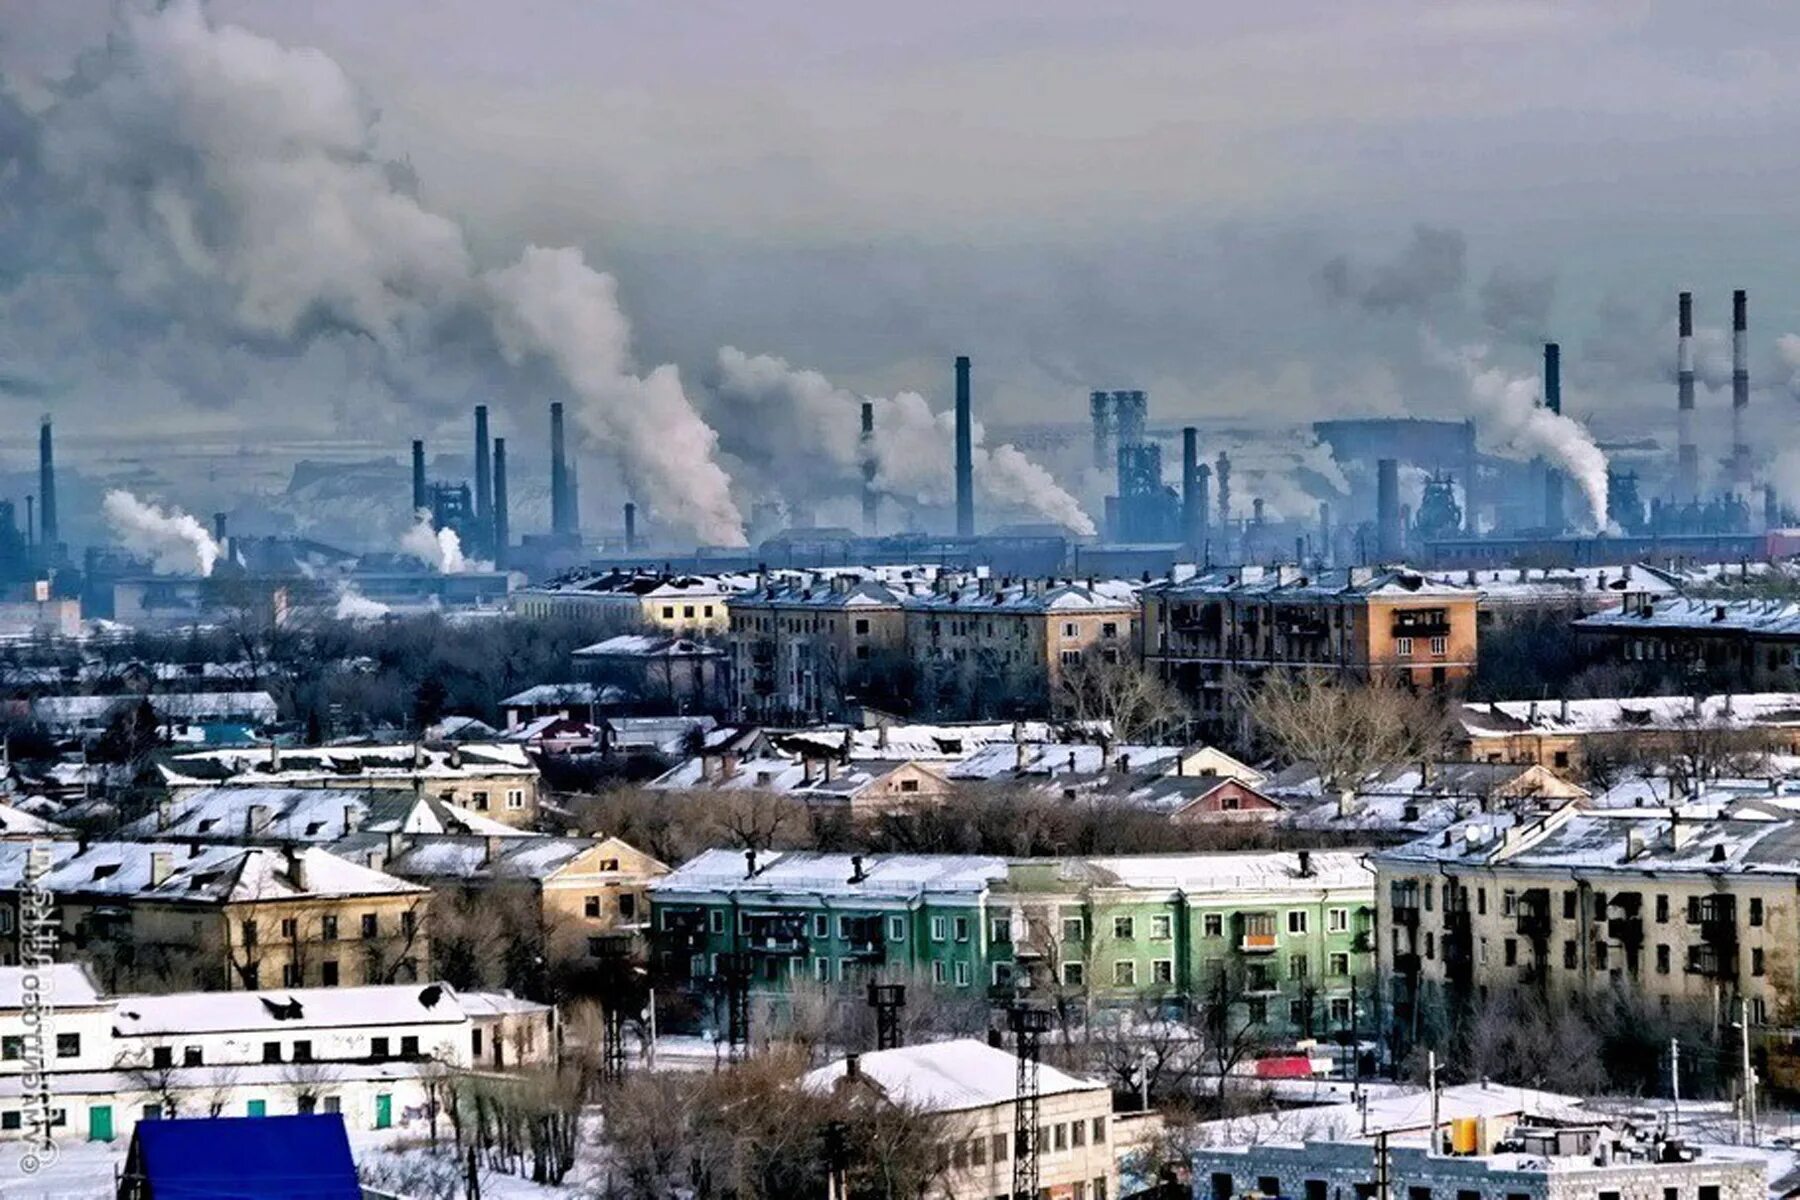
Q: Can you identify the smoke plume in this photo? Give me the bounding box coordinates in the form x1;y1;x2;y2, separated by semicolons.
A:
1321;225;1467;315
102;489;221;575
399;512;480;573
333;587;391;621
709;348;1095;535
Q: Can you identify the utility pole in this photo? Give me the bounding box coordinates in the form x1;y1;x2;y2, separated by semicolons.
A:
1741;996;1758;1145
1428;1051;1440;1154
1670;1038;1681;1139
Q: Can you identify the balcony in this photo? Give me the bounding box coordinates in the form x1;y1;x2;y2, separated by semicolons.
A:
1392;610;1451;638
1394;952;1422;976
1606;916;1644;946
743;915;810;955
1236;913;1278;953
1239;932;1278;953
1687;945;1737;979
1241;970;1282;996
1515;890;1552;941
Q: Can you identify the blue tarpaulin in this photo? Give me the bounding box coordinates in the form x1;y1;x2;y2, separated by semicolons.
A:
120;1113;361;1199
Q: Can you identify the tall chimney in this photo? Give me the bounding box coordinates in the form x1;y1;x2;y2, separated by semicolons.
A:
491;437;510;569
1090;391;1112;470
1462;419;1479;533
411;439;427;515
623;501;637;552
1677;291;1697;502
474;405;492;538
1376;457;1401;561
37;417;55;552
954;355;974;537
1319;501;1333;566
860;400;878;535
1181;426;1202;551
1215;451;1232;558
1732;289;1749;491
1543;343;1564;533
1194;464;1212;562
213;512;228;566
549;401;571;536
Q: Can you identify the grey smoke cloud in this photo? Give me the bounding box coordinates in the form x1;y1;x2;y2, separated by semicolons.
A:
1321;225;1467;315
1478;268;1556;344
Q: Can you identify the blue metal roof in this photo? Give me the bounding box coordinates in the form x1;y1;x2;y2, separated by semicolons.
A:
128;1114;359;1199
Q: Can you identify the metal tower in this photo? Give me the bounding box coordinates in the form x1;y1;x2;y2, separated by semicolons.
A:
593;934;637;1085
867;982;906;1051
1009;1005;1052;1200
717;952;754;1062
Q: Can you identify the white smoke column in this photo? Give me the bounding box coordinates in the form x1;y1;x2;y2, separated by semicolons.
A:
333;586;390;621
711;349;1095;535
485;248;746;546
102;489;221;575
1433;339;1609;530
399;512;475;573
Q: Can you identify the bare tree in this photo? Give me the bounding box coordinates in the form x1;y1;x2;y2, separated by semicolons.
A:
1233;670;1449;794
1055;651;1191;743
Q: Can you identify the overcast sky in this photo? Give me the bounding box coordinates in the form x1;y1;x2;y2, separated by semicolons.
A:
6;0;1800;446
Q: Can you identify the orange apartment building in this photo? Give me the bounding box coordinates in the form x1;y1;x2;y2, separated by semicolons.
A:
1141;565;1481;727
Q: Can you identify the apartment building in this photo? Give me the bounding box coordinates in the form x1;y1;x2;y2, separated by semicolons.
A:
804;1040;1118;1200
1455;693;1800;775
157;742;544;828
1574;597;1800;689
1141;565;1480;724
903;578;1140;712
512;569;735;633
649;850;1376;1044
118;786;522;844
0;965;553;1145
1372;804;1800;1058
0;841;429;993
726;577;910;721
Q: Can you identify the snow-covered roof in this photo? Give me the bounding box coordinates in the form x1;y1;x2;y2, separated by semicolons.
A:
653;849;1008;902
525;569;731;598
456;990;554;1018
159;741;538;786
1149;564;1476;602
112;982;468;1037
116;787;520;843
948;742;1182;781
802;1039;1103;1112
0;801;70;837
1265;759;1585;801
29;691;278;727
903;579;1139;614
0;963;103;1011
1423;564;1679;606
776;721;1102;763
0;841;426;902
1576;596;1800;638
603;715;717;754
1019;850;1371;895
1457;693;1800;738
729;578;911;609
499;682;618;707
332;833;648;883
573;634;725;659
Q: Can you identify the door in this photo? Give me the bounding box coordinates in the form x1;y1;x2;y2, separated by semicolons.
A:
246;1099;266;1117
87;1105;113;1142
374;1093;392;1130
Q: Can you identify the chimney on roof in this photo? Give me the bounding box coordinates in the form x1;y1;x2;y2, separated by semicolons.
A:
247;803;272;837
745;848;759;878
286;846;307;891
849;855;867;885
483;835;502;867
954;355;974;538
366;848;387;872
492;437;510;569
1297;849;1314;878
149;850;172;888
156;798;172;832
343;804;360;835
845;1052;861;1080
386;830;405;861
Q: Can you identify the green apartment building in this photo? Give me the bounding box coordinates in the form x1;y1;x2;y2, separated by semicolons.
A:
650;848;1376;1043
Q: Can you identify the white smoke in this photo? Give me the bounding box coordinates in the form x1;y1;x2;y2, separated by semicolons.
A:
333;586;391;621
14;1;748;547
710;348;1095;536
1432;339;1609;530
102;490;222;576
399;512;485;573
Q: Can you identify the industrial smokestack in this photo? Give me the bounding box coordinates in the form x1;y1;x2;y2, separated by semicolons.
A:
1181;427;1201;550
549;401;571;536
410;439;427;516
1543;343;1564;533
474;405;492;537
491;437;510;569
1732;289;1749;491
1194;463;1212;562
1090;392;1112;470
623;501;637;552
1677;290;1697;502
954;355;973;537
1376;457;1401;561
860;400;877;535
213;512;228;565
1462;419;1479;534
1215;452;1232;558
1319;502;1333;567
1766;484;1780;531
37;417;56;551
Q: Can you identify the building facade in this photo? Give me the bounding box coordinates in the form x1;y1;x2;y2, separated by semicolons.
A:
726;578;909;721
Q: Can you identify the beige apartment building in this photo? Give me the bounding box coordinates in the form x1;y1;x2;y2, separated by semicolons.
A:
726;577;910;721
903;578;1140;714
1373;804;1800;1063
513;569;735;634
0;841;430;993
803;1039;1119;1200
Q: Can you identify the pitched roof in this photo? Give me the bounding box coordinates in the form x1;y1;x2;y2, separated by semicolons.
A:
0;841;425;902
113;982;466;1038
1456;693;1800;738
802;1039;1102;1112
116;786;519;843
127;1113;359;1200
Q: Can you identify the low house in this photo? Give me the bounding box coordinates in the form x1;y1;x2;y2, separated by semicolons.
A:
23;691;279;740
803;1040;1119;1200
498;682;624;729
1268;760;1589;836
157;742;545;828
573;633;728;713
950;742;1280;820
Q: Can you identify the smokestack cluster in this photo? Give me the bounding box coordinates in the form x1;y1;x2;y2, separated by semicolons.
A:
1376;457;1401;561
474;404;492;543
37;417;56;553
411;439;427;515
860;400;877;535
1677;290;1697;502
953;355;973;538
549;401;572;537
1732;288;1749;491
1543;342;1564;533
1090;392;1112;470
492;438;510;568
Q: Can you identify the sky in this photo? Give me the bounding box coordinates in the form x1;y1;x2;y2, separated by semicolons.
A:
4;1;1800;539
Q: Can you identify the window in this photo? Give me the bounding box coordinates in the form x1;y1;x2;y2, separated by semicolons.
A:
262;1042;282;1064
930;916;948;942
1329;952;1349;976
282;963;302;987
55;1033;79;1058
1092;1116;1106;1143
954;961;971;986
243;919;258;948
710;910;725;934
990;916;1012;943
321;961;339;987
1330;997;1351;1024
1113;916;1135;940
402;1036;420;1058
1063;962;1085;987
618;894;637;921
1203;913;1223;938
1656;894;1670;923
280;917;298;939
371;1037;391;1061
1260;1179;1283;1199
814;958;829;982
1308;1183;1329;1200
507;790;525;810
1054;1123;1068;1152
1150;914;1172;940
662;606;674;619
888;916;906;941
0;1036;19;1060
954;916;970;942
1062;915;1086;942
1563;940;1577;969
992;1133;1009;1163
854;618;870;635
932;961;946;984
1563;890;1577;919
1072;1119;1087;1148
1751;898;1764;927
1287;911;1307;934
152;1046;173;1069
1503;938;1517;966
1396;637;1413;657
1501;889;1517;917
183;1047;203;1067
361;913;378;939
1060;649;1081;665
471;791;489;811
1063;622;1079;638
321;915;338;941
1656;944;1671;974
1113;960;1136;986
1288;954;1308;981
1429;636;1447;656
294;1040;313;1063
1328;908;1348;933
1754;947;1766;977
586;896;602;918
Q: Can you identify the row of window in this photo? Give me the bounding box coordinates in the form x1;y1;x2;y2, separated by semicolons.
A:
243;911;414;947
1392;636;1448;658
670;907;1360;944
466;788;528;812
1212;1173;1722;1200
945;1116;1109;1173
